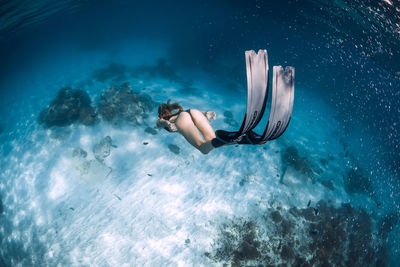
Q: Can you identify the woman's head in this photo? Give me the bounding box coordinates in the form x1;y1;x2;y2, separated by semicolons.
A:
158;100;183;119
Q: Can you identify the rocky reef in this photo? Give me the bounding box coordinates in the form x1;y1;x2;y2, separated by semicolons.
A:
206;200;387;266
97;82;156;126
38;87;97;127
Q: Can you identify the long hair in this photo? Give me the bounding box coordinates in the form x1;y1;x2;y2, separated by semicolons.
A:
158;100;183;119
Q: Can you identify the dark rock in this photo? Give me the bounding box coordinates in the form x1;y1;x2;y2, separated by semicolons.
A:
338;203;355;217
93;136;113;162
281;219;292;237
168;144;180;155
378;212;400;239
320;179;335;191
39;87;97;127
97;82;156;126
281;146;315;182
79;106;97;125
309;229;318;235
0;195;3;214
280;245;294;261
302;207;318;221
143;142;148;145
271;210;283;223
293;256;310;267
289;207;301;217
185;238;191;245
319;158;328;166
343;167;372;195
145;126;158;135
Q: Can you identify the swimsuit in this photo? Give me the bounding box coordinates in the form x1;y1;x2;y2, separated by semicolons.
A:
157;110;216;132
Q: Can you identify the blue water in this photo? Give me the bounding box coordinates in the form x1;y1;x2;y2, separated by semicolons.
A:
0;0;399;265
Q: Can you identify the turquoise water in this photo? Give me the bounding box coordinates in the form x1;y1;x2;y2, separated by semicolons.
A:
0;0;399;265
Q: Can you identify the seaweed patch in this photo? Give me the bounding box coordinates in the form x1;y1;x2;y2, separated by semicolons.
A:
206;200;388;266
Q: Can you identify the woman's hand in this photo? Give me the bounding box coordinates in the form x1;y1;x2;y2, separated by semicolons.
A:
157;118;173;132
156;118;166;128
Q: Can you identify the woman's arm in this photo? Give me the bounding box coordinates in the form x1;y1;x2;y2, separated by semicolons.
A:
156;118;174;132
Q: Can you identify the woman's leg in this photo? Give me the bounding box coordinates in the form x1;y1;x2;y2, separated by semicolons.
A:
188;109;216;142
175;112;214;154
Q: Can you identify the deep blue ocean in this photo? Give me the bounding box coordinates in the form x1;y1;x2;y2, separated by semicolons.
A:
0;0;399;266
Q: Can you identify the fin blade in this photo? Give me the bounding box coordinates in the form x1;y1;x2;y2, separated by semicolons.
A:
262;66;295;140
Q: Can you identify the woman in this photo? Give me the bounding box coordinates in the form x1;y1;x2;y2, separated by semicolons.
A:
156;100;217;154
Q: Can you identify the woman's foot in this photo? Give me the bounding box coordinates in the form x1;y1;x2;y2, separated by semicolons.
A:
204;111;216;121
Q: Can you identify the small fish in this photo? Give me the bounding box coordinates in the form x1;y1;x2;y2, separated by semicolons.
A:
307;200;311;207
309;229;318;235
143;142;149;145
111;144;118;148
69;207;75;211
147;174;153;177
113;194;122;201
313;207;319;215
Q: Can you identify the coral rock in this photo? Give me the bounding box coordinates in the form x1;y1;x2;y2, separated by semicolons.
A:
39;87;97;127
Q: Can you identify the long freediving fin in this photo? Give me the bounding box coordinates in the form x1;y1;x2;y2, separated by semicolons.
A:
213;49;269;147
246;65;295;144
